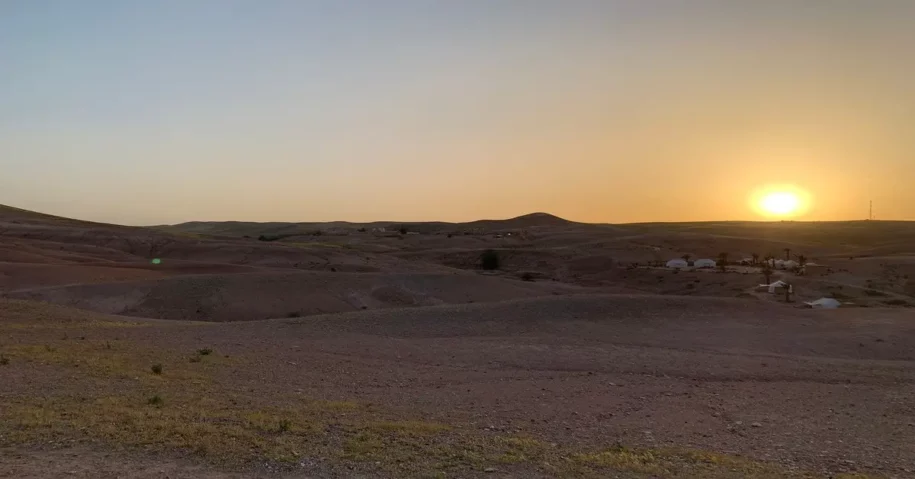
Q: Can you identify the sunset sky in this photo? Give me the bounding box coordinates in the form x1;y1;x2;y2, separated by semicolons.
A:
2;1;913;225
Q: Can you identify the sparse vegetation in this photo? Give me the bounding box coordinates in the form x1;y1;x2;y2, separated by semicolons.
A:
278;418;292;432
717;252;728;272
761;263;774;284
4;205;915;477
481;249;500;270
257;235;280;242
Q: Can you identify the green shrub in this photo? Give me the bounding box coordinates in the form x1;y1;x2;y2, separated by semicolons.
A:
147;395;164;407
151;364;163;375
197;348;213;356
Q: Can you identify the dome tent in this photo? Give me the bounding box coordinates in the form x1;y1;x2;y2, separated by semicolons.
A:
666;259;688;269
693;259;717;269
806;298;840;309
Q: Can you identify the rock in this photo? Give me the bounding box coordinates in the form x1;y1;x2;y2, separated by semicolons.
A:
751;422;762;428
484;467;498;473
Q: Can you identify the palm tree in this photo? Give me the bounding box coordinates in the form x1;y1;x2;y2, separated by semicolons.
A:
784;248;791;260
796;254;808;267
717;252;728;272
795;254;808;275
762;263;774;285
751;253;760;266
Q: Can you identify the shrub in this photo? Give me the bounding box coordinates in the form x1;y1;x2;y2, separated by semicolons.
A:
399;227;408;235
520;272;535;282
480;249;500;270
258;235;280;242
147;395;164;407
0;355;9;366
197;348;213;356
278;419;292;433
188;355;202;363
151;364;163;375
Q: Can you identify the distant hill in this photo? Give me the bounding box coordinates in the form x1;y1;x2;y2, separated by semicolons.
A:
460;212;577;229
161;212;579;237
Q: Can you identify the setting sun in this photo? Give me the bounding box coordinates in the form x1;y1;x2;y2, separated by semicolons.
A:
761;192;800;216
749;185;811;219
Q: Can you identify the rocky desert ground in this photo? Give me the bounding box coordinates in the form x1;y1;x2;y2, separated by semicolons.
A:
1;204;914;478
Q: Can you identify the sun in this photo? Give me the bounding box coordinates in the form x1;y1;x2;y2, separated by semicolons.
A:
749;184;810;218
760;192;800;216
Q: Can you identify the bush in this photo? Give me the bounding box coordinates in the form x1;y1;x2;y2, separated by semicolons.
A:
520;272;535;282
258;235;280;242
399;227;408;235
278;419;292;433
147;395;164;407
188;355;202;363
0;355;9;366
480;249;500;270
197;348;213;356
151;364;163;375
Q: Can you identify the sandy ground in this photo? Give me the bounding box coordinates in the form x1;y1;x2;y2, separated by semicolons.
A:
2;206;915;477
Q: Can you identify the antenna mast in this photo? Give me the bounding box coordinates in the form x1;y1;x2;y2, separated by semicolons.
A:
869;200;873;221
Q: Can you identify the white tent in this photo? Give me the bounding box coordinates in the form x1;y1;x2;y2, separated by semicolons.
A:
693;259;717;269
782;260;799;269
766;280;790;294
666;259;688;269
806;298;840;309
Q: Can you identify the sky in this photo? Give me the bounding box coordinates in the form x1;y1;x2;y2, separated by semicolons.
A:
1;0;913;225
